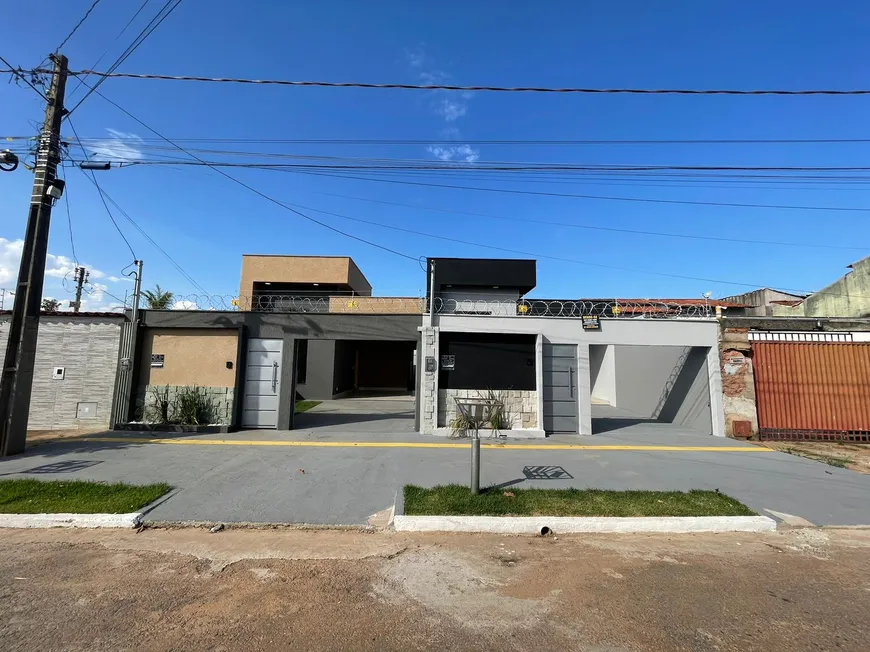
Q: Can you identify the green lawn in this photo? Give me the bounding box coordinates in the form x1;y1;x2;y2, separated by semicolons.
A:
403;484;756;517
295;400;321;414
0;479;170;514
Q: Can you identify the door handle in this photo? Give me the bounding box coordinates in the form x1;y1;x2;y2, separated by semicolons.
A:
272;361;278;393
569;366;574;397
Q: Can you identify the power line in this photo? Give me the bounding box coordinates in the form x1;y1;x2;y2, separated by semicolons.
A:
67;0;154;101
0;56;48;101
24;135;870;146
10;69;870;95
281;168;870;214
303;189;866;252
76;172;210;295
89;159;870;173
56;0;104;52
65;0;183;117
67;117;138;258
57;165;79;265
83;83;421;263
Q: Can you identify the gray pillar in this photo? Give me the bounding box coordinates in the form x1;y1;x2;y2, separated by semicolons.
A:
706;345;726;437
277;334;296;430
576;343;593;436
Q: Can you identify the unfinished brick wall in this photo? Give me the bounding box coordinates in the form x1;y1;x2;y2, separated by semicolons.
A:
719;327;758;438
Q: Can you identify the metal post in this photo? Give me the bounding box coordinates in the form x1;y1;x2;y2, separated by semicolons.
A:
470;432;481;495
427;259;435;326
0;54;68;457
109;260;142;428
71;266;87;313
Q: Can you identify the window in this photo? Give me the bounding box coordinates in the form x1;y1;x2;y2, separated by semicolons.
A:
439;333;536;390
296;339;308;384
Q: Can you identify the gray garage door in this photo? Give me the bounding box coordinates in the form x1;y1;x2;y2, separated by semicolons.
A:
242;338;283;429
543;343;578;434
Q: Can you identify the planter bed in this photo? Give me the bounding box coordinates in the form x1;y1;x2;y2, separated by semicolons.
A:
392;484;776;534
114;423;232;434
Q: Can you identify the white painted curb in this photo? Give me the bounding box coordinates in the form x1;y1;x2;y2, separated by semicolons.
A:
0;512;143;529
393;515;776;534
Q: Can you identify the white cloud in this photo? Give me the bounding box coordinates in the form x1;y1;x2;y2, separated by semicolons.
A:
171;299;198;311
88;128;144;162
0;237;126;312
426;144;480;163
406;46;479;163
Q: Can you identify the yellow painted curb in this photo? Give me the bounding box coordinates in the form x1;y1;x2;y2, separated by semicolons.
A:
66;437;772;452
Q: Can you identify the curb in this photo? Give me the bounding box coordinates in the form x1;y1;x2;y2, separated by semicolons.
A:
0;512;143;529
392;514;777;534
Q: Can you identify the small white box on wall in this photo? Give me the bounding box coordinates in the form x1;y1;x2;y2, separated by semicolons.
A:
52;366;65;380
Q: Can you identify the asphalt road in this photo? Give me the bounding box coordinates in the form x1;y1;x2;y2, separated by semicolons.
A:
1;527;868;651
2;428;869;525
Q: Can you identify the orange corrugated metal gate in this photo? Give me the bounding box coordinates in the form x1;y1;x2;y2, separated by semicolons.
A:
753;342;870;441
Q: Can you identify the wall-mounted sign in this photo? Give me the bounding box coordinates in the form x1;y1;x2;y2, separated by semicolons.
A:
582;315;601;330
151;354;165;368
440;354;456;370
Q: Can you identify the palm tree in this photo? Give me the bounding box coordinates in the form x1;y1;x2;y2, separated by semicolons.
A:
41;298;60;312
142;285;174;310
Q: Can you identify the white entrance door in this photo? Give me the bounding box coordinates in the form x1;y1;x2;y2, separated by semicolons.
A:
242;339;283;428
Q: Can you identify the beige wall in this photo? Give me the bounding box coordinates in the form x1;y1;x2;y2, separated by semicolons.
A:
239;255;372;299
139;329;238;388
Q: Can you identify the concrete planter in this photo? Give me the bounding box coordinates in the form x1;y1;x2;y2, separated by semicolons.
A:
0;512;143;529
392;490;776;534
113;423;232;434
431;427;546;439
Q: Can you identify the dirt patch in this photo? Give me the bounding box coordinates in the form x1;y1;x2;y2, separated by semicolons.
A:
1;528;869;651
762;441;870;473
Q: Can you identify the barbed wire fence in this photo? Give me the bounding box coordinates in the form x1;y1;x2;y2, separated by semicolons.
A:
143;294;716;319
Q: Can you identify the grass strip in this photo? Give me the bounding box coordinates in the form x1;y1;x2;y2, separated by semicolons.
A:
0;479;170;514
404;484;755;517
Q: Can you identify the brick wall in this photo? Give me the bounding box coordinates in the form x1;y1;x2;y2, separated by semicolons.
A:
719;327;758;437
0;316;122;430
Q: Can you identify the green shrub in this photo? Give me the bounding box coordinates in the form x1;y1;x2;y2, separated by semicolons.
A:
174;385;218;425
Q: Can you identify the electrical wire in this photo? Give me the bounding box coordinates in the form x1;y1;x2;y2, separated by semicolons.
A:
24;135;870;146
67;0;153;101
65;0;183;117
77;173;210;295
56;0;104;52
16;69;870;95
58;165;80;265
0;55;49;101
82;83;421;263
301;189;866;251
281;168;870;214
67;117;138;258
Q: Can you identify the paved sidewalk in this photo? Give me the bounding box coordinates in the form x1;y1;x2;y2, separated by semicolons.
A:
3;426;870;526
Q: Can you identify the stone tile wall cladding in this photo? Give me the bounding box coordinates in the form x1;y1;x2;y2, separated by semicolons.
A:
136;385;235;425
719;327;758;437
0;317;122;430
438;389;539;430
420;326;438;434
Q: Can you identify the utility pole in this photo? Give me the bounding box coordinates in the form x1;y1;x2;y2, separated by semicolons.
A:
0;54;69;457
109;260;142;429
70;266;89;313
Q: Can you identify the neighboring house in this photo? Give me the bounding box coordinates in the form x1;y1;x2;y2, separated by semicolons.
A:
117;253;729;438
719;316;870;440
0;311;124;430
722;255;870;317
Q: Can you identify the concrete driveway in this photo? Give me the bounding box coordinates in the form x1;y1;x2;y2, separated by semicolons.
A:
2;426;870;527
294;396;416;435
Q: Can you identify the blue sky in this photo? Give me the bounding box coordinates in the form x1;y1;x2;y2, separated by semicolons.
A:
1;0;869;308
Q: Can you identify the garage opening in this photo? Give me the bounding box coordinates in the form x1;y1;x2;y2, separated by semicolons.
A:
292;339;417;434
590;344;712;435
